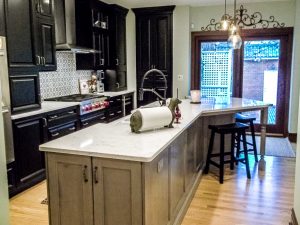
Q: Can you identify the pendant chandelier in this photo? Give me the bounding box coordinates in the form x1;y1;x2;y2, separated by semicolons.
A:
221;0;242;49
201;0;285;50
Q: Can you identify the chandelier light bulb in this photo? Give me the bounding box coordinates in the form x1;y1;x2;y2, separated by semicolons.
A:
228;33;242;49
221;19;229;30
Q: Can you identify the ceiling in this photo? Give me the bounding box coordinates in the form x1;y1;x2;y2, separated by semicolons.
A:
104;0;292;7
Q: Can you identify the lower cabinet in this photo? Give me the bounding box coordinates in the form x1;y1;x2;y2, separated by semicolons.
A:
46;153;143;225
12;116;45;196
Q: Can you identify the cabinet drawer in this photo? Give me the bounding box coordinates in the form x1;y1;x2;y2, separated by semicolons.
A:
106;106;123;122
107;96;122;107
80;111;107;128
47;109;78;128
48;122;77;140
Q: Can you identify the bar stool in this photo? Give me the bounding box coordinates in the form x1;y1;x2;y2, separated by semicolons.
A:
235;113;258;162
204;122;251;184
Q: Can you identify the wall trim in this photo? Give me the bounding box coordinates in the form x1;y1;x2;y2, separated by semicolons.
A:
291;208;299;225
288;133;297;143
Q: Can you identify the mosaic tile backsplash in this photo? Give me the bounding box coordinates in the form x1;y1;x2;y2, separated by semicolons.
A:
39;52;93;100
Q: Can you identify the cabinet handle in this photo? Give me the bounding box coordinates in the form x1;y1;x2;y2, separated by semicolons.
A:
36;3;40;13
49;115;58;119
116;58;119;65
36;55;41;65
117;111;122;114
83;122;89;126
42;118;47;127
109;113;115;116
51;132;60;137
39;4;44;13
68;111;74;114
69;127;76;131
109;100;114;103
100;117;106;120
83;165;88;183
42;57;46;65
100;58;105;65
116;83;120;88
94;166;99;184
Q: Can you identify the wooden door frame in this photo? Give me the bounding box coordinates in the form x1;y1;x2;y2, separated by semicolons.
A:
191;27;293;136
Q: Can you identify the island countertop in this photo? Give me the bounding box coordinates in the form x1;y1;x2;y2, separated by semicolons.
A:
39;98;270;162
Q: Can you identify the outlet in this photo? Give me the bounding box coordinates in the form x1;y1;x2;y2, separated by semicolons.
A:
178;74;184;80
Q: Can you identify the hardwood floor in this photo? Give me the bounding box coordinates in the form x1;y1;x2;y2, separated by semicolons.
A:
9;156;295;225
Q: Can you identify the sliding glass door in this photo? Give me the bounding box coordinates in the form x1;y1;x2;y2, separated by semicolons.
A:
192;28;293;135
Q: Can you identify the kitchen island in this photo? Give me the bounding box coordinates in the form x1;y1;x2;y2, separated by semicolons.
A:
40;98;270;225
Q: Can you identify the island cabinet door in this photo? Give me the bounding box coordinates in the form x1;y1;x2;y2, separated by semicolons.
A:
92;158;143;225
169;131;186;218
46;153;94;225
186;122;199;190
143;150;169;225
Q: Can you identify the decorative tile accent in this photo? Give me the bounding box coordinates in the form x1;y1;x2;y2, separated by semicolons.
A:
39;52;92;100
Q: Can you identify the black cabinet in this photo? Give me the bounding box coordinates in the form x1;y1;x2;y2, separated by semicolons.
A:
133;6;175;106
110;5;128;91
0;0;5;36
5;0;56;73
12;116;46;196
9;73;41;113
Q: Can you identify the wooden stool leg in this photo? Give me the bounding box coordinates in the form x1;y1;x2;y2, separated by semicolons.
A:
219;133;225;184
236;132;241;165
204;130;215;174
230;132;235;170
250;121;258;162
242;131;251;179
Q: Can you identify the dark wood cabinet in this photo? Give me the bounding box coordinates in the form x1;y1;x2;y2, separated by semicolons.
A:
9;73;41;113
110;5;128;91
12;116;46;195
133;6;175;106
5;0;56;73
0;0;5;36
36;18;57;71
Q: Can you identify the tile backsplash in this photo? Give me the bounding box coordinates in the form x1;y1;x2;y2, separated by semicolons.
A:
39;52;92;100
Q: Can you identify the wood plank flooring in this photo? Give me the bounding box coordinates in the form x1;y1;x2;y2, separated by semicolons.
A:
9;156;295;225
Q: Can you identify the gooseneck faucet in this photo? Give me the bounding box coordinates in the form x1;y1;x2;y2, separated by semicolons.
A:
139;68;168;106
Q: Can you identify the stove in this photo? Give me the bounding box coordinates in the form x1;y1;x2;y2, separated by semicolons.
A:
45;94;109;115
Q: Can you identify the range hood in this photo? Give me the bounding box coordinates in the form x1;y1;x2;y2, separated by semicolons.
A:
54;0;97;54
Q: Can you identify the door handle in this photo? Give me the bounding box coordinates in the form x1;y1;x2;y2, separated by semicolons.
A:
83;165;88;183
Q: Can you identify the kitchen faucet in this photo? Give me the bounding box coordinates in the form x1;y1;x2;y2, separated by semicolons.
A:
139;68;168;106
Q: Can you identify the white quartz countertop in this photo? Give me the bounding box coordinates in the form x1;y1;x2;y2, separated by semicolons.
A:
40;98;270;162
11;102;80;120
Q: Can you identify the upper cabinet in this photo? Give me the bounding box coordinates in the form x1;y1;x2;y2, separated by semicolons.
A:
0;0;5;36
5;0;56;74
133;6;175;106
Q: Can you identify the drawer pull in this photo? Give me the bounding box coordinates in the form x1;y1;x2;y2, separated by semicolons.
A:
83;122;89;126
51;132;60;137
117;99;122;101
109;101;114;103
83;165;88;183
100;117;106;120
68;111;74;114
49;115;58;119
117;111;122;114
109;113;115;116
69;127;76;131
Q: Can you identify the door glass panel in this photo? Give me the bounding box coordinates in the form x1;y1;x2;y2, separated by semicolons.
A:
200;42;233;103
242;40;280;124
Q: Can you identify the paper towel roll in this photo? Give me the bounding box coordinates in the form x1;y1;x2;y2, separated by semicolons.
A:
138;107;172;131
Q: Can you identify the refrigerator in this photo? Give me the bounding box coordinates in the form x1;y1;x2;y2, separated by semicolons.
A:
0;35;9;224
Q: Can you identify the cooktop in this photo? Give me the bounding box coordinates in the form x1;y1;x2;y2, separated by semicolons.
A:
44;94;105;102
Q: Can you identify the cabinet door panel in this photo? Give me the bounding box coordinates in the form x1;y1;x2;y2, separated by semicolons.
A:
6;0;37;70
93;159;142;225
169;131;186;217
9;74;41;113
186;122;198;190
144;150;169;225
39;19;56;71
47;153;93;225
152;15;170;73
13;118;44;182
39;0;53;18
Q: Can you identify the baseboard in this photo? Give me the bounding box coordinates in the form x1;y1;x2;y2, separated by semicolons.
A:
290;208;299;225
288;133;297;143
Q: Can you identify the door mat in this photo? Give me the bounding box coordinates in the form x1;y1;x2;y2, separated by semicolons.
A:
41;198;48;205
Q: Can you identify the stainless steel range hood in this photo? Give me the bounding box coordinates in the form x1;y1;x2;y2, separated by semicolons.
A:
54;0;97;54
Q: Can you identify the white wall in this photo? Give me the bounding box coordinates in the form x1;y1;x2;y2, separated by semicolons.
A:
293;0;300;220
173;6;191;99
